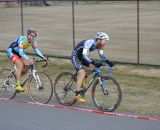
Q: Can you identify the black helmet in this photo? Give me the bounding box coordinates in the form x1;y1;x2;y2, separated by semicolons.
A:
27;28;37;38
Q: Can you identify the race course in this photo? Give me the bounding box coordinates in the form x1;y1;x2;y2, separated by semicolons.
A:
0;98;160;130
0;1;160;129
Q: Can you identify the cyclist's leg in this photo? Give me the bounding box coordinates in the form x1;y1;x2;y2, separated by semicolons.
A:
21;57;29;76
71;55;86;103
8;49;24;92
72;68;85;103
71;55;86;91
7;49;22;81
14;58;25;92
76;69;85;91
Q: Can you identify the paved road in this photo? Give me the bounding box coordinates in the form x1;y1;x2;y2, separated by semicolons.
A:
0;99;159;130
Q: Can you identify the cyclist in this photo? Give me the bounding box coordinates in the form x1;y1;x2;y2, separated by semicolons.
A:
7;29;47;92
71;32;114;103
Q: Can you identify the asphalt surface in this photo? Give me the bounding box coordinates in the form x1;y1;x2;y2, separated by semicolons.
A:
0;99;160;130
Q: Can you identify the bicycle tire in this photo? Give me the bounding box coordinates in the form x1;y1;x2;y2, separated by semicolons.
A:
28;72;53;104
92;76;122;112
0;68;16;99
54;72;77;106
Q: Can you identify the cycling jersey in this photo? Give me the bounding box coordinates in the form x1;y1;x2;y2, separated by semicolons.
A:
7;36;45;61
71;39;107;71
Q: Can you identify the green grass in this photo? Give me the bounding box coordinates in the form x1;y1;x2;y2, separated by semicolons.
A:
0;53;160;117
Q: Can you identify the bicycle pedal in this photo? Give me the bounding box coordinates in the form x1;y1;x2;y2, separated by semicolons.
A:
38;87;43;90
16;90;25;93
5;82;10;86
1;86;6;88
63;87;68;92
80;89;85;95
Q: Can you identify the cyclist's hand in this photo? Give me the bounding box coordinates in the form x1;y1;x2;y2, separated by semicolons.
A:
88;64;95;70
106;60;115;67
43;57;49;64
91;60;103;68
28;59;34;65
24;59;34;66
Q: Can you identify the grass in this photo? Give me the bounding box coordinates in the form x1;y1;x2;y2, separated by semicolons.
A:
0;1;160;65
0;52;160;117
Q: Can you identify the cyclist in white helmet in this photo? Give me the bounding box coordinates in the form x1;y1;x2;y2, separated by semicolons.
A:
71;32;114;103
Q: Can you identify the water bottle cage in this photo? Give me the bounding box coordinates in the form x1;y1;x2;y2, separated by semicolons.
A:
82;79;88;88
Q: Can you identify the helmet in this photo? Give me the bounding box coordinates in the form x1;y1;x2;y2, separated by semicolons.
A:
27;28;37;38
95;32;109;41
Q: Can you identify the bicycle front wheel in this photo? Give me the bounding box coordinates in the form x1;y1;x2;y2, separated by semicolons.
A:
0;69;16;99
54;72;77;106
28;72;53;104
92;76;122;112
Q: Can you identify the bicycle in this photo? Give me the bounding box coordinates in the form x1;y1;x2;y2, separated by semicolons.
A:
0;58;53;104
54;63;122;112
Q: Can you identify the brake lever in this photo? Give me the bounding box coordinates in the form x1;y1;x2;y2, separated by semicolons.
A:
42;57;50;68
42;62;48;68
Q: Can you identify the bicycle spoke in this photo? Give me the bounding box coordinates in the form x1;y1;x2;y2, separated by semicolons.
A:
92;76;122;112
28;72;53;104
54;72;77;105
0;69;16;99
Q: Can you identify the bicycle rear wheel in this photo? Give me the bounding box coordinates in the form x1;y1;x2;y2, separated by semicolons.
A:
54;72;77;105
0;69;16;99
92;76;122;112
28;72;53;104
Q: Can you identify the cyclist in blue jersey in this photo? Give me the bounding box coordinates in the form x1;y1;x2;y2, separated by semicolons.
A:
7;29;47;92
71;32;114;103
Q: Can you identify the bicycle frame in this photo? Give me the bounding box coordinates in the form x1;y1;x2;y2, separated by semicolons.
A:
21;65;42;89
4;60;45;89
0;58;52;102
64;64;112;95
81;64;113;94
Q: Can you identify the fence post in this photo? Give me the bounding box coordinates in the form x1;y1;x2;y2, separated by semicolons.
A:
72;0;75;49
20;0;24;35
137;0;140;64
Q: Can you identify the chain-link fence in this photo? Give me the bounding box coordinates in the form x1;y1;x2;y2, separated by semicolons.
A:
0;0;160;66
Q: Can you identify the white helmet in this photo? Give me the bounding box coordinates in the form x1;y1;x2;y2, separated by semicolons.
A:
95;32;109;41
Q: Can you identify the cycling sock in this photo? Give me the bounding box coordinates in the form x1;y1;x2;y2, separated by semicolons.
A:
16;80;21;86
76;91;81;96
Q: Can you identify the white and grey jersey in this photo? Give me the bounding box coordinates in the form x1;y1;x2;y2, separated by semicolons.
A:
71;39;107;70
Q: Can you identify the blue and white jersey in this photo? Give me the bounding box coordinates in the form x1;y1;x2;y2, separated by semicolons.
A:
71;39;107;65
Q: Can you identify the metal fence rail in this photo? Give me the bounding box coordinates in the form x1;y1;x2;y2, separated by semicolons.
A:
0;0;160;66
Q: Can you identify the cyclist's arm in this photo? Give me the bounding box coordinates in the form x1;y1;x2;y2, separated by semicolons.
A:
32;42;45;59
98;49;108;61
98;49;115;67
82;41;93;66
18;37;29;60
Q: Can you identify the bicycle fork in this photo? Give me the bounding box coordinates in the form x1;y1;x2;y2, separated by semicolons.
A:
32;70;42;89
98;77;108;95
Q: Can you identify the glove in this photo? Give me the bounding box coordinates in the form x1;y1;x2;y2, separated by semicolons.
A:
106;60;114;67
91;60;103;68
43;57;49;64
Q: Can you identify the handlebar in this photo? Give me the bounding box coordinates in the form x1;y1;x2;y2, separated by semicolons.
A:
34;58;49;68
24;57;50;69
94;64;113;73
86;63;113;75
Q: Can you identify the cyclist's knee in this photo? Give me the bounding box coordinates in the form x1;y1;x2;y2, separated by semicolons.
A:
78;69;86;79
15;60;23;71
22;67;28;75
22;58;29;65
